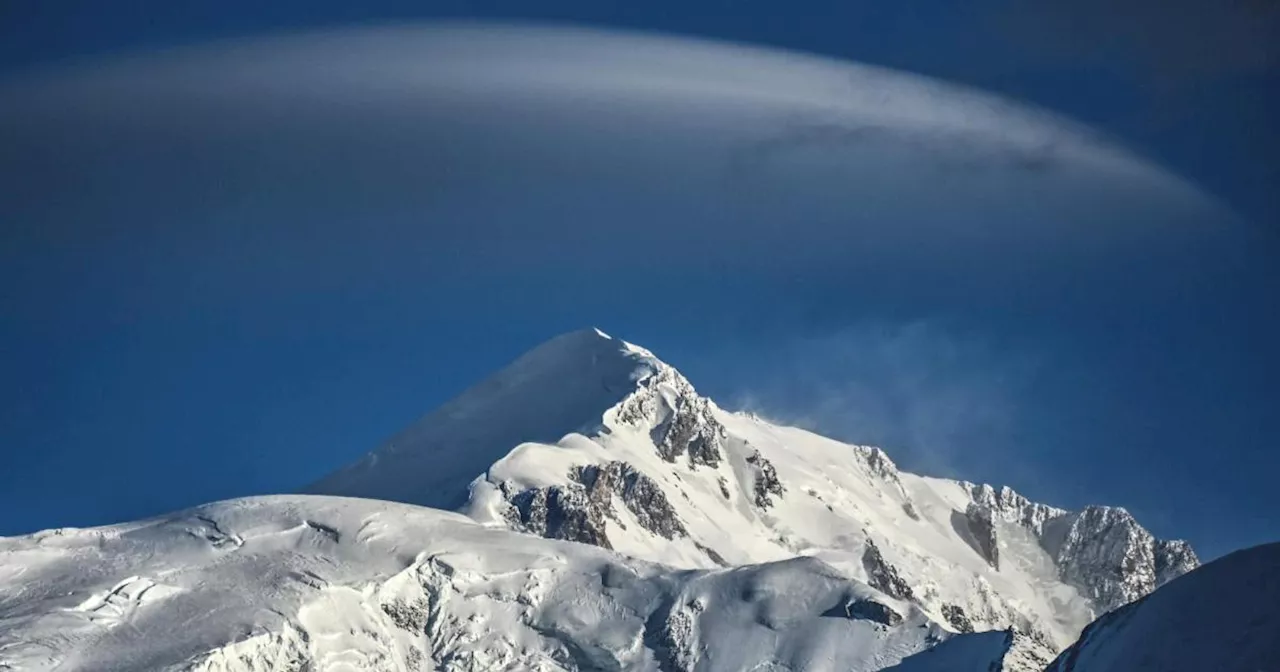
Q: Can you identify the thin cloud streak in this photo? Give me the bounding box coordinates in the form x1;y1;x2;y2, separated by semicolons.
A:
711;322;1042;485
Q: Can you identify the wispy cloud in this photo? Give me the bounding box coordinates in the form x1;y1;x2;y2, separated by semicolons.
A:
714;322;1042;484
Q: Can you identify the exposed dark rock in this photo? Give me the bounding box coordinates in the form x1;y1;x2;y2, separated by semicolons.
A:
824;599;903;626
745;450;785;509
644;596;703;672
504;461;687;550
717;476;731;500
574;461;687;540
654;403;723;468
1013;624;1060;668
509;485;612;549
191;515;244;549
695;541;728;566
303;520;341;543
381;598;430;632
861;539;914;601
1047;506;1158;612
1154;539;1199;588
616;366;725;468
901;501;920;521
857;446;901;482
965;483;1199;614
405;646;426;671
941;603;974;633
963;503;1000;570
965;482;1067;536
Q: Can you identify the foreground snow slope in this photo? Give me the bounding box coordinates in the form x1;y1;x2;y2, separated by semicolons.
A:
312;328;1198;662
1046;541;1280;672
0;495;1008;672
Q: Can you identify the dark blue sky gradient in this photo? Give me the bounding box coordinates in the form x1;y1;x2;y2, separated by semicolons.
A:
1;1;1276;561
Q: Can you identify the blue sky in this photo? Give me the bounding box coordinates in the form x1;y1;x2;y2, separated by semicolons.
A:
1;1;1277;561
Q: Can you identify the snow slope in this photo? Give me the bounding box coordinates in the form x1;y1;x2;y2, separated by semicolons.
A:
1046;541;1280;672
309;328;654;511
0;495;1006;672
312;328;1198;664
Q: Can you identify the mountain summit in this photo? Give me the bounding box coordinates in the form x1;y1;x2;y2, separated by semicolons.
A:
309;329;1198;661
2;329;1214;671
307;328;665;509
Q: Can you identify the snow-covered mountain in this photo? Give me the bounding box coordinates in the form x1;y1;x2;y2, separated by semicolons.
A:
311;329;1198;658
1;328;1209;671
1046;541;1280;671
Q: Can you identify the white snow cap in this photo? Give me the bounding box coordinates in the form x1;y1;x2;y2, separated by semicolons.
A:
306;327;662;508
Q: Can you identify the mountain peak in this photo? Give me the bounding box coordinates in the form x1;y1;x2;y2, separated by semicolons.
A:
306;328;672;509
529;325;615;352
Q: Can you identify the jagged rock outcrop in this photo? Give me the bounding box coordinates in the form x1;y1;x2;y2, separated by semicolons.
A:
509;484;612;548
963;503;1001;570
575;461;688;540
381;596;431;632
505;461;687;549
862;539;914;601
824;596;906;629
962;483;1199;614
1047;506;1166;612
615;365;726;468
965;482;1067;535
940;603;974;633
745;449;785;509
648;598;705;672
856;446;902;483
1153;539;1199;587
835;599;903;626
855;445;922;512
1001;628;1059;671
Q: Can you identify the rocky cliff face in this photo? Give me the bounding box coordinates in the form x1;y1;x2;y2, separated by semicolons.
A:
862;539;915;601
1047;506;1175;612
503;460;689;549
963;503;1001;571
1153;539;1199;587
962;483;1197;614
745;448;785;509
614;364;726;468
965;482;1067;535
